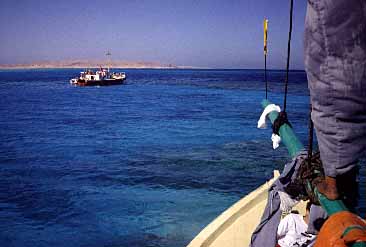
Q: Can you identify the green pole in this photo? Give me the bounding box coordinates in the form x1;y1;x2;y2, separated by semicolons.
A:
261;99;345;213
261;99;366;246
315;189;347;216
261;99;304;158
352;243;366;247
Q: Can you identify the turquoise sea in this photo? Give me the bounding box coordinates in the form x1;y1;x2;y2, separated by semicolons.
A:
0;69;364;247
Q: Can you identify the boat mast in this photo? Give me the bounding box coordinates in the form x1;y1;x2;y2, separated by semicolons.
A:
106;50;111;72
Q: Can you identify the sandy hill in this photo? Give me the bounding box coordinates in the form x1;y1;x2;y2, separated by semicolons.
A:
0;60;180;69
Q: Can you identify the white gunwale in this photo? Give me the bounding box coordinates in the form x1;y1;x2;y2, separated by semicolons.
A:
187;170;306;247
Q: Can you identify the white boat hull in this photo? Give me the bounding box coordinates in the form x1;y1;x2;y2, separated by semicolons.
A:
187;170;307;247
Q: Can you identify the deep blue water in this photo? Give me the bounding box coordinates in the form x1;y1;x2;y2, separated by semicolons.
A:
0;69;364;247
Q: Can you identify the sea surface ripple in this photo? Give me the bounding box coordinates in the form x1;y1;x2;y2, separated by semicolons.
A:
0;69;365;247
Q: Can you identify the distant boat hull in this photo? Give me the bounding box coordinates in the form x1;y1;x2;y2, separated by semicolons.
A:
70;78;125;86
70;69;127;86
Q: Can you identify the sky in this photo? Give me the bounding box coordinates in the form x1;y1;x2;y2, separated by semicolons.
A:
0;0;308;69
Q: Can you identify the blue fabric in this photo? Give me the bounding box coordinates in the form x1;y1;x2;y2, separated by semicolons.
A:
250;151;307;247
304;0;366;177
249;189;282;247
307;205;327;234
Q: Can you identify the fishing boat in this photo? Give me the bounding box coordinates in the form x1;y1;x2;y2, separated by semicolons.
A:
70;68;126;86
187;170;307;247
70;51;126;86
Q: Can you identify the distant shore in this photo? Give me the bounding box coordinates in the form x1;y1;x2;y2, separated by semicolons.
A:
0;61;305;71
0;60;197;69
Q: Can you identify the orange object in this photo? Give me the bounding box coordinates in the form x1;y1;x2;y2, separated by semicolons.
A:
315;211;366;247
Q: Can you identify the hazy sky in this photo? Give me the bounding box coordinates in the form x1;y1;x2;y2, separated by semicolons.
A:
0;0;307;69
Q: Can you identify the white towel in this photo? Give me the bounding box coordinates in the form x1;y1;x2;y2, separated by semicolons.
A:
257;104;281;129
257;104;282;149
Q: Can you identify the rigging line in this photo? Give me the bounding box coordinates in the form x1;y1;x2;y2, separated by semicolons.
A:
283;0;294;112
265;54;268;99
308;104;314;165
264;19;268;99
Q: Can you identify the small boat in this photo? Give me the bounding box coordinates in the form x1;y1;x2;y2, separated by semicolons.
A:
187;170;307;247
70;68;126;86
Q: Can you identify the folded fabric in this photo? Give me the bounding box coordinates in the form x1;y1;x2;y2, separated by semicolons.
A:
257;104;281;129
278;191;299;213
250;151;308;247
272;133;281;150
257;104;282;149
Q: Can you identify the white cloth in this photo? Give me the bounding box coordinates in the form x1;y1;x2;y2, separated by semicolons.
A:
277;214;315;247
271;133;281;149
278;191;299;213
257;104;281;129
257;104;282;149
